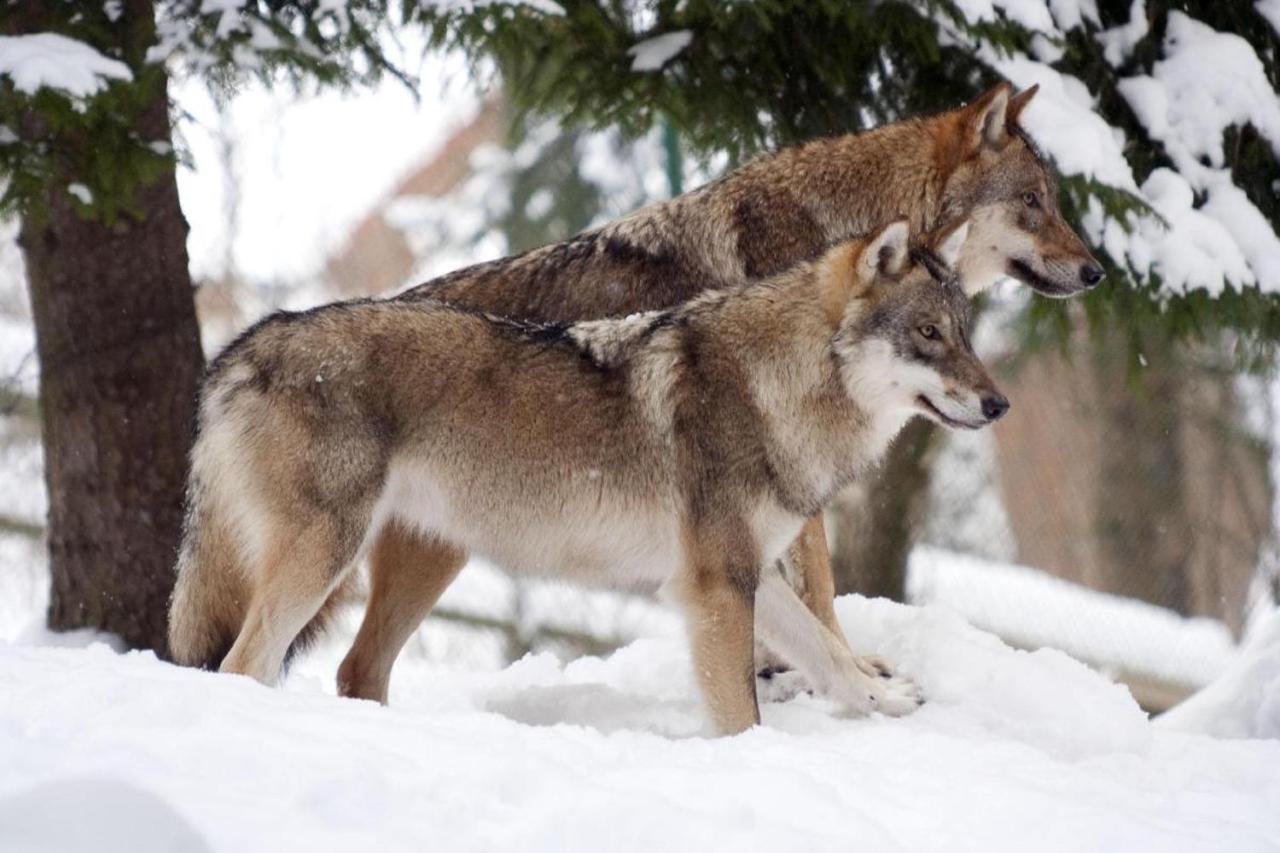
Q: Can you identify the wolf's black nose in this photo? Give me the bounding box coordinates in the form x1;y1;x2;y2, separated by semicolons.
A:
982;394;1010;421
1080;263;1104;287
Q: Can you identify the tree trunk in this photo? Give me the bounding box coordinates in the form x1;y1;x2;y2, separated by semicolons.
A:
1090;331;1190;614
17;5;202;653
827;419;937;601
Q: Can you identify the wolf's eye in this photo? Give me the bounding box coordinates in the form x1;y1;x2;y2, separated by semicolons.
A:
1022;191;1040;208
918;324;940;341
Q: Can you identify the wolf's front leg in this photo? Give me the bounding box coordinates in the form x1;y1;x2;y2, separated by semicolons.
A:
675;519;762;735
755;565;922;717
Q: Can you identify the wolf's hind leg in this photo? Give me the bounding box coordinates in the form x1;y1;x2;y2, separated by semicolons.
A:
220;514;364;686
774;514;909;684
338;521;467;703
755;565;922;717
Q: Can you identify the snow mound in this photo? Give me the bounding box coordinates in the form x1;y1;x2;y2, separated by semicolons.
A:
4;596;1278;851
0;778;210;853
1159;609;1280;739
909;545;1236;691
836;596;1150;759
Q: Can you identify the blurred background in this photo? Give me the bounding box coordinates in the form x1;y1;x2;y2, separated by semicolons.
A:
2;1;1278;715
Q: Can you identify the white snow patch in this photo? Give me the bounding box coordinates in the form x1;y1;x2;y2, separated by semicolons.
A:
1111;12;1280;291
1200;173;1280;291
1098;0;1148;67
1119;12;1280;172
1257;0;1280;36
0;33;132;98
1159;609;1280;739
424;0;564;14
0;778;211;853
995;0;1058;33
66;183;93;205
628;31;693;72
1123;168;1256;295
952;0;1057;33
1048;0;1099;32
0;536;47;645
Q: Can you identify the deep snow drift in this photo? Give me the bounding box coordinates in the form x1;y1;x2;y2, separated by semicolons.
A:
2;595;1277;852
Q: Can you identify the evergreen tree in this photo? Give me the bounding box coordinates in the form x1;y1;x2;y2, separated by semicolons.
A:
416;1;1279;324
0;0;402;652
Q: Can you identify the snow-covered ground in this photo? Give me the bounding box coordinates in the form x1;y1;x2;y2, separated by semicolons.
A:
910;546;1238;691
2;595;1277;852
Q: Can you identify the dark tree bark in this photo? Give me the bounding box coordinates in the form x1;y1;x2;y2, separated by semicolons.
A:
15;0;202;653
827;420;937;601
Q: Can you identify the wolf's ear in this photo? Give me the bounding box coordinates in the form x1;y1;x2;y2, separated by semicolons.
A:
935;220;970;269
817;220;909;325
964;82;1013;154
858;219;910;283
1007;84;1039;128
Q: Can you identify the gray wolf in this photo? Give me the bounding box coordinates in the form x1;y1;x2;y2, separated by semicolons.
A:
173;82;1089;700
168;220;1007;734
382;82;1096;692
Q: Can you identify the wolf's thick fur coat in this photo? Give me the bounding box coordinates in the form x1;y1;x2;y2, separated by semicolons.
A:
169;83;1094;720
170;223;1006;733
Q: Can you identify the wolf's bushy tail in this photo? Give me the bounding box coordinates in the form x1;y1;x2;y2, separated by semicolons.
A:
167;439;359;672
167;477;250;670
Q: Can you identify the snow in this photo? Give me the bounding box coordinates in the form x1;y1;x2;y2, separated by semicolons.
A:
423;0;565;14
1200;174;1280;292
2;595;1278;852
1119;13;1280;173
1101;167;1256;297
0;33;132;99
1098;0;1148;67
951;0;1055;33
0;779;211;853
909;546;1237;691
1160;610;1280;740
1260;0;1280;37
66;183;93;205
1114;12;1280;292
627;31;693;72
1047;0;1098;32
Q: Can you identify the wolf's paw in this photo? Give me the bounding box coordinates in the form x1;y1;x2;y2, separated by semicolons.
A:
756;667;813;704
834;667;923;718
854;653;898;680
867;671;924;716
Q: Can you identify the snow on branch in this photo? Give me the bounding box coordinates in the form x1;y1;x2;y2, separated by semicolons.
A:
422;0;565;15
0;33;132;99
628;31;692;72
